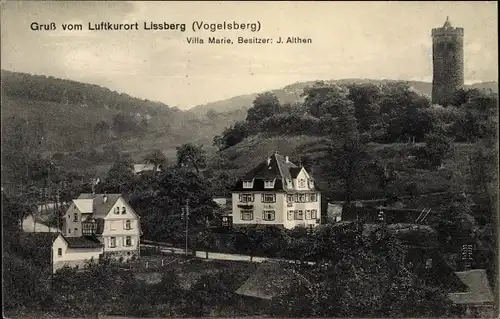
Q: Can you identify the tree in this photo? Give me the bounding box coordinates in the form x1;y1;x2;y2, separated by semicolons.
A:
434;193;476;250
176;143;207;175
217;121;249;149
144;149;166;176
212;135;225;152
129;168;216;244
245;92;281;125
303;82;353;119
378;82;432;142
102;156;135;193
347;83;382;132
270;224;455;318
417;133;454;169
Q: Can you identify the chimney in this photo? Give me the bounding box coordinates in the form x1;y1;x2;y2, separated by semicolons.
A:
267;157;271;166
103;195;108;203
285;156;289;163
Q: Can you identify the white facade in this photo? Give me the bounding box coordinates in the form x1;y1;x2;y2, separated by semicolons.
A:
100;197;141;259
232;158;321;230
52;234;103;273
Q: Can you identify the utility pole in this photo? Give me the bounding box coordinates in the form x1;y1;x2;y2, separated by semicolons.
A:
181;199;190;257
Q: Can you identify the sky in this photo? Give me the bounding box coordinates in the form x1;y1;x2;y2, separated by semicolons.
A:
1;1;498;109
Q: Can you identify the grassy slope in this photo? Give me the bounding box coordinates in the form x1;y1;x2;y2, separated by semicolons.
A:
216;133;482;203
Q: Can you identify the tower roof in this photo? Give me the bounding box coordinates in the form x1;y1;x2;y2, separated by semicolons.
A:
443;16;452;28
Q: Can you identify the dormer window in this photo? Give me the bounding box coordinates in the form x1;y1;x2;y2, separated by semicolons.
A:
286;179;292;188
308;180;314;188
242;180;253;189
299;179;306;188
264;180;275;189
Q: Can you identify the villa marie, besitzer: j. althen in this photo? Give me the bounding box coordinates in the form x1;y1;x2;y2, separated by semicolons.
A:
186;36;312;44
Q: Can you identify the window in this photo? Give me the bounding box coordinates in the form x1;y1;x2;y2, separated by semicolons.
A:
262;194;276;203
286;194;294;203
68;228;71;234
311;209;317;219
305;210;311;219
121;207;126;214
240;194;254;203
263;210;275;221
295;210;304;220
298;194;307;203
243;180;253;189
115;207;120;214
264;180;275;189
74;228;78;233
58;248;62;256
110;237;116;248
82;221;97;235
287;210;294;220
241;210;253;221
73;213;78;222
299;179;306;188
125;236;132;246
125;220;131;230
310;193;317;202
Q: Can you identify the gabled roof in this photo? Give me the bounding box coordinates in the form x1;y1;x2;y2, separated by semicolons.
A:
234;153;317;192
448;269;494;304
235;262;300;300
62;235;103;249
72;199;93;213
133;164;159;174
78;193;122;218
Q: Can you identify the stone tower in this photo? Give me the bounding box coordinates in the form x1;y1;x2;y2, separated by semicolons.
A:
431;17;464;106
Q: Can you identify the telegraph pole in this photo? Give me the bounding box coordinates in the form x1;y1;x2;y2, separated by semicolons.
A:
181;199;190;257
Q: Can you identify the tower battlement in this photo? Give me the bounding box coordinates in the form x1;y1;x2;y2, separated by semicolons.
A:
432;27;464;37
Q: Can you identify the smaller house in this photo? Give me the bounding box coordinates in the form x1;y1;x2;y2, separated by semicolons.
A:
133;164;162;175
19;232;103;273
52;233;104;273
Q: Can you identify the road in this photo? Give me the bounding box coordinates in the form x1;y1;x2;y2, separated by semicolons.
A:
141;243;314;265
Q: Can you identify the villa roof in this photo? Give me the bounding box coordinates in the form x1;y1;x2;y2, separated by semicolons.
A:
233;153;318;192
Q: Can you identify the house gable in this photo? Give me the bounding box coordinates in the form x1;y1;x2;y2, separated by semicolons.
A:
103;197;139;220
